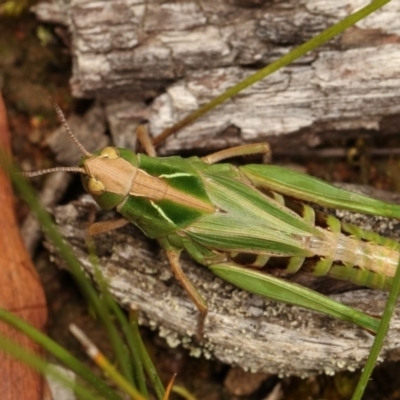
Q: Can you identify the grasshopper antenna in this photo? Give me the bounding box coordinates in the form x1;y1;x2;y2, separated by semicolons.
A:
49;97;92;157
23;166;86;177
23;98;90;177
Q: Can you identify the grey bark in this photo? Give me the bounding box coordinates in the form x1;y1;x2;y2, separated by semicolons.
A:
32;0;400;154
31;0;400;376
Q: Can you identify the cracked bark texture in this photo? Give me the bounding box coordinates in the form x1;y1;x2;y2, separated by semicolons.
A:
33;0;400;154
32;0;400;375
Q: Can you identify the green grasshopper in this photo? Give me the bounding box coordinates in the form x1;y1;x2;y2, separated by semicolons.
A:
25;103;400;338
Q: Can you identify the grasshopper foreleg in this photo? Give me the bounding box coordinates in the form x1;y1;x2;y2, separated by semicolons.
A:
165;250;208;340
202;143;271;164
87;218;129;237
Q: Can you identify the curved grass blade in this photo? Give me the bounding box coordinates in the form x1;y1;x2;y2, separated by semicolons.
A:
88;243;165;399
171;385;197;400
129;307;166;400
91;253;165;400
70;324;146;400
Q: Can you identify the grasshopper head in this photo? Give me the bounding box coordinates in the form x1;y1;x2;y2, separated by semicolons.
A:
23;99;139;212
80;146;138;210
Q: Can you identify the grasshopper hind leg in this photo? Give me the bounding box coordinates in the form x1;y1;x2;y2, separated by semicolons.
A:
165;250;208;340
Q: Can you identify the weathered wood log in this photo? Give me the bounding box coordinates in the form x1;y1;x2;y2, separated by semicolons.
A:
32;0;400;155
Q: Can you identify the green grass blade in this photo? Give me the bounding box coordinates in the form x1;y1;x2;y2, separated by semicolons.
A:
70;324;146;400
210;263;380;333
153;0;391;145
129;308;166;400
89;256;152;398
172;385;197;400
89;233;166;399
88;241;137;386
111;306;150;397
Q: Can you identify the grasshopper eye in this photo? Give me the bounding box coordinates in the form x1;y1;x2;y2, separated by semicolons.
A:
87;177;105;195
100;147;120;159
